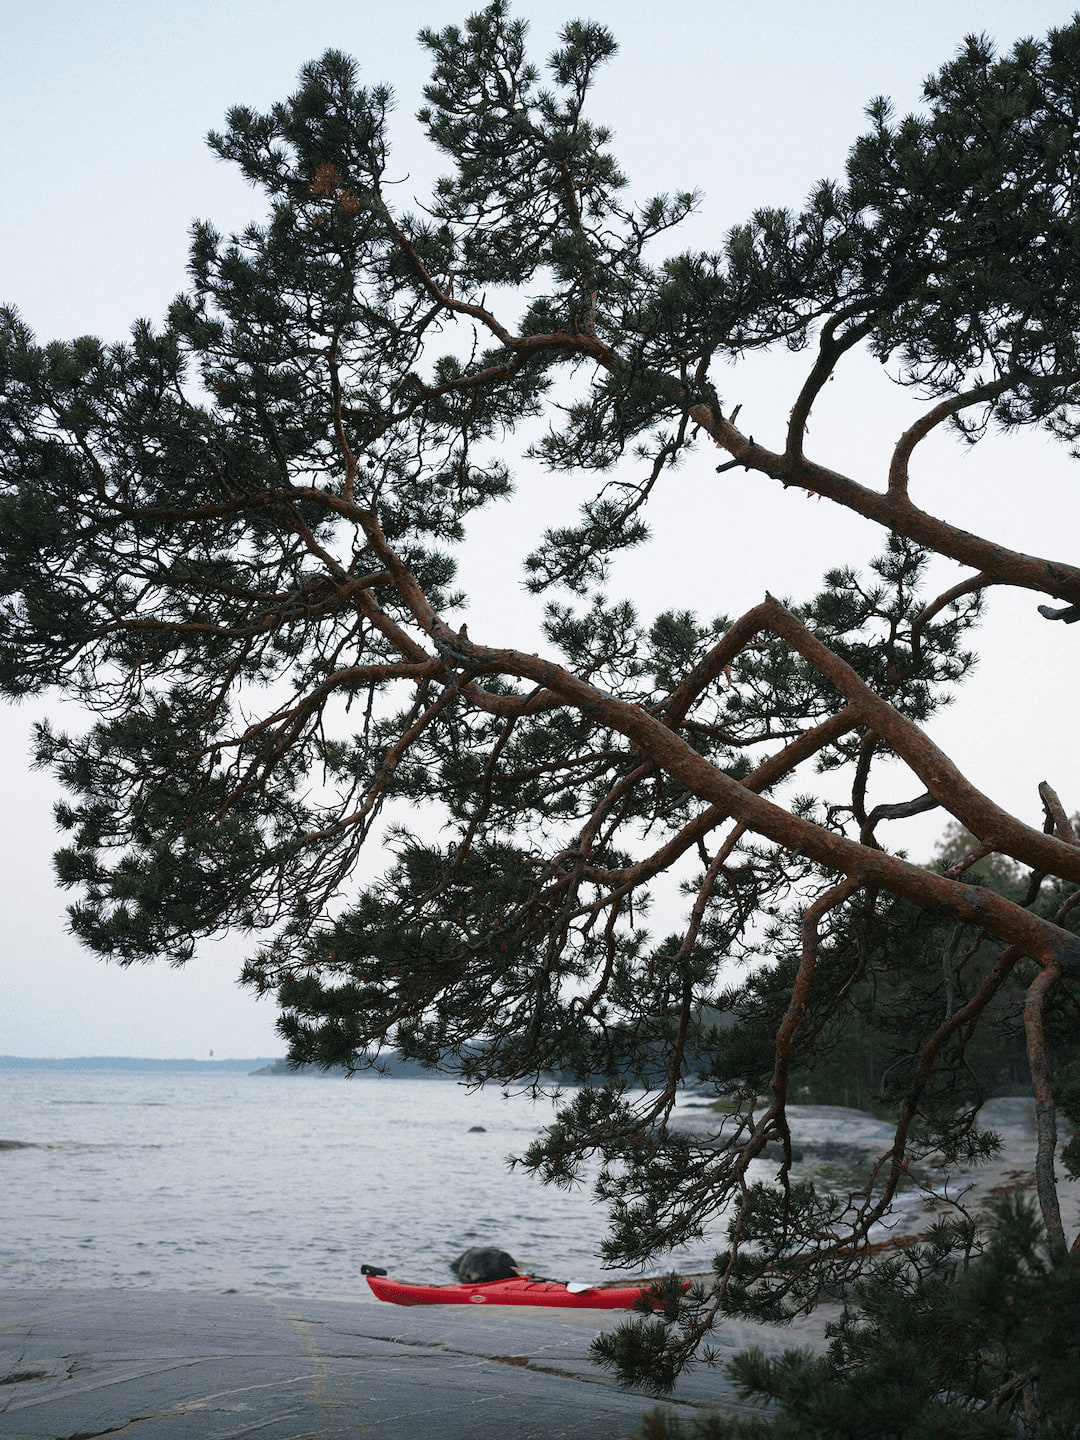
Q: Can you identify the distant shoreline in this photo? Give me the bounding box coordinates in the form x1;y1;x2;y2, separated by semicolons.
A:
0;1055;281;1072
0;1053;457;1077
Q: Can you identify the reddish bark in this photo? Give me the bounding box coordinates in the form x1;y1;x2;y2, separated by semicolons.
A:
695;402;1080;607
409;614;1080;976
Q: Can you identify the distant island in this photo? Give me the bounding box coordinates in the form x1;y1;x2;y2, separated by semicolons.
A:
0;1055;281;1073
0;1053;455;1077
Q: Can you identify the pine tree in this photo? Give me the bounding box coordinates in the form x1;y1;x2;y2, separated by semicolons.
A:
3;2;1080;1395
635;1199;1080;1438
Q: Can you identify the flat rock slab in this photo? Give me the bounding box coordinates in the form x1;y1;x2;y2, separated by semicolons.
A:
0;1290;767;1439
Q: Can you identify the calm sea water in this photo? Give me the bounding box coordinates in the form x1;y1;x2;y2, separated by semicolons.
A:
0;1070;729;1298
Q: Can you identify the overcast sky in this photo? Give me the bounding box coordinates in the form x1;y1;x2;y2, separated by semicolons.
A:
2;0;1077;1057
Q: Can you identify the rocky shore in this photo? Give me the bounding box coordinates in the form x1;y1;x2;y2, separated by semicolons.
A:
672;1094;1079;1247
0;1287;777;1439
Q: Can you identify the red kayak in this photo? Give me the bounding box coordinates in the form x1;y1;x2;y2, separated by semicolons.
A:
362;1267;659;1309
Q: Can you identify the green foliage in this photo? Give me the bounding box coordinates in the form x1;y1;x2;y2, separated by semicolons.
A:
636;1199;1080;1439
850;29;1080;421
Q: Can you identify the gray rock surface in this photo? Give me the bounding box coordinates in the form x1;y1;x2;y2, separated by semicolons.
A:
0;1289;773;1439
